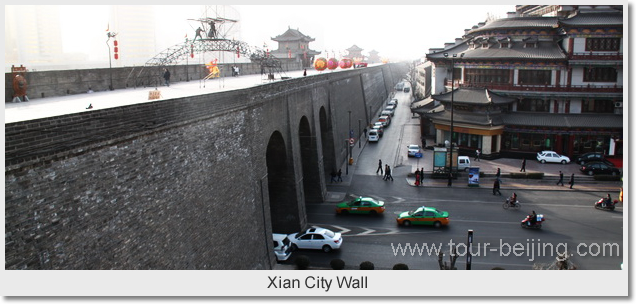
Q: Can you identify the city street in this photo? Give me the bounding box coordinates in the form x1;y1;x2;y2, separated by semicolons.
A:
282;83;624;270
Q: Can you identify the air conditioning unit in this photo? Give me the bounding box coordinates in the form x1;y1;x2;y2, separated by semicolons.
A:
615;102;623;108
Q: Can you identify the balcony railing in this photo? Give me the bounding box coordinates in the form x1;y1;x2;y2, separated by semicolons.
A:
569;52;622;61
448;81;622;93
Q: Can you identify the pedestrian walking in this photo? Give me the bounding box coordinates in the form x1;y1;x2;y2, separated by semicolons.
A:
475;149;481;161
556;171;564;186
447;172;453;187
414;169;420;186
330;170;337;183
383;164;389;180
520;158;526;172
303;69;307;76
569;173;574;189
163;68;171;87
496;167;502;183
376;159;383;175
420;168;424;184
337;169;343;182
493;178;502;196
363;128;367;138
386;165;393;181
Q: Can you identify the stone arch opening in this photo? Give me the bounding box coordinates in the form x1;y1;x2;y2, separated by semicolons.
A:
319;106;336;177
266;131;300;234
298;116;322;203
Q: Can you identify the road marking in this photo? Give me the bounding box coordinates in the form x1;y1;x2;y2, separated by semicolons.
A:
452;219;519;224
358;228;376;235
330;225;351;234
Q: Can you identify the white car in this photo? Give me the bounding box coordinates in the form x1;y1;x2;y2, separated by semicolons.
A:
273;233;292;261
388;98;398;106
536;151;570;164
407;144;422;157
288;227;343;253
368;130;379;142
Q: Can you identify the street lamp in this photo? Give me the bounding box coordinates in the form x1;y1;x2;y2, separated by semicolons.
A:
106;31;117;91
444;52;463;186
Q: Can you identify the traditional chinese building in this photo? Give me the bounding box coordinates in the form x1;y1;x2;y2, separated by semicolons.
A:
415;5;623;159
346;45;364;60
271;26;320;68
368;50;380;64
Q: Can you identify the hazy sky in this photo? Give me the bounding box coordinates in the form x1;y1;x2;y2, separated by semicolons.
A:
55;4;514;63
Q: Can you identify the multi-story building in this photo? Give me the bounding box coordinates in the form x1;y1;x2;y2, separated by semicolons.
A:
415;5;623;159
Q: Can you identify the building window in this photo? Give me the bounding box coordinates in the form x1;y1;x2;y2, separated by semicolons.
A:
582;99;615;113
583;67;617;82
465;68;510;85
524;42;536;48
500;42;509;48
517;99;550;112
585;38;620;52
518;70;552;85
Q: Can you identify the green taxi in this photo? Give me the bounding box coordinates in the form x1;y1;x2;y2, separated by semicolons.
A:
336;197;385;215
396;206;449;228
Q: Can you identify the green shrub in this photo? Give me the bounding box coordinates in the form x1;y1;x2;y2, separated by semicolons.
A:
359;261;375;270
294;255;310;270
392;263;409;270
330;258;345;270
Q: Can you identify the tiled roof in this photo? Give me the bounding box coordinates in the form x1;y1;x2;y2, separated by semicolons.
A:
463;41;567;60
432;88;516;105
560;12;622;26
468;17;559;34
502;113;623;128
272;28;315;42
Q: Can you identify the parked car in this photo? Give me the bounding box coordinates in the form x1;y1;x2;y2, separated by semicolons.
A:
381;110;392;117
368;130;379;142
458;156;471;171
288;227;343;253
273;233;293;261
576;152;606;165
396;206;450;228
336;197;385;215
378;115;391;127
395;83;404;91
372;123;384;137
388;98;398;106
580;161;620;176
536;151;570;164
407;144;422;157
403;87;410;93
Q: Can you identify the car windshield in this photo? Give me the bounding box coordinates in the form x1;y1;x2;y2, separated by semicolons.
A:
409;145;419;150
323;230;335;238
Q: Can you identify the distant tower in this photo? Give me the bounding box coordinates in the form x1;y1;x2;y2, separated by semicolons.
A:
271;26;320;68
346;45;364;59
368;50;380;64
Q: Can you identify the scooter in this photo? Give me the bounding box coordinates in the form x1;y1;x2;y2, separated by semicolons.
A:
502;198;521;210
521;214;545;229
594;198;619;211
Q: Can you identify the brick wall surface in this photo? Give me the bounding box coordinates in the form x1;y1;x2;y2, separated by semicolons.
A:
5;63;408;269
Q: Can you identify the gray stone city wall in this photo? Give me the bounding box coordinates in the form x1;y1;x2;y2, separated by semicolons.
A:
5;61;302;103
5;63;407;269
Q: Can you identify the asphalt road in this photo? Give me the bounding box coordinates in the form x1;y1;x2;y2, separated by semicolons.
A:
281;84;624;270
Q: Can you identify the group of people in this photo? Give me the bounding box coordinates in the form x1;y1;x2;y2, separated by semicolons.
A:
414;168;425;186
376;159;393;181
330;169;343;183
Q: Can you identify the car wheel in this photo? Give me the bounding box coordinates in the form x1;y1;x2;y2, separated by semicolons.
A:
322;245;332;253
561;160;567;164
403;220;411;227
291;244;298;251
541;160;546;164
434;221;442;229
588;171;594;176
340;209;348;215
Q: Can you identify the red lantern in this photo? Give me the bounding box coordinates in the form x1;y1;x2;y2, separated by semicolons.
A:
113;40;118;47
314;57;327;71
327;58;338;70
114;54;119;60
113;40;119;60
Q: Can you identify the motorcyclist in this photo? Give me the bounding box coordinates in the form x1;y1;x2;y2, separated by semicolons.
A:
508;192;518;206
602;193;612;208
528;210;537;226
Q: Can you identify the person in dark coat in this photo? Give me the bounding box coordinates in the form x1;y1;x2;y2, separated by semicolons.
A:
496;167;502;183
330;170;337;183
569;173;574;189
493;178;502;195
163;68;171;87
376;159;383;175
520;158;526;172
337;169;343;182
385;165;393;181
556;171;564;186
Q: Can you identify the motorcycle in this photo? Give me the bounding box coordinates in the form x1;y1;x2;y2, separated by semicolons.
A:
521;214;545;229
594;198;619;211
502;198;521;210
